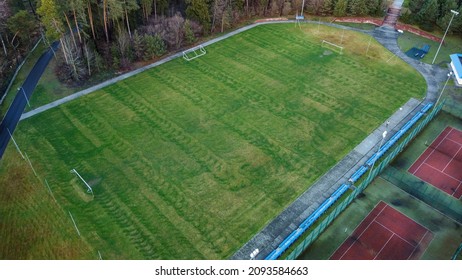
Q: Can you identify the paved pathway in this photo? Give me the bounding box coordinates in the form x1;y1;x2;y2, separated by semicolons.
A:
0;41;59;159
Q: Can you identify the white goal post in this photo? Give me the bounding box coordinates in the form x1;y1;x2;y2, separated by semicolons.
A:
183;45;207;61
321;40;344;54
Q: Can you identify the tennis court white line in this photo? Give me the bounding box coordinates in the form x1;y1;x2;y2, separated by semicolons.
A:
421;162;462;185
408;230;432;260
335;204;388;260
411;127;452;175
441;145;462;173
373;232;394;260
336;202;433;260
374;219;415;247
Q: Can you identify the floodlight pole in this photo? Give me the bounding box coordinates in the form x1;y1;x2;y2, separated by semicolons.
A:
367;130;387;181
432;10;459;65
435;71;453;106
19;87;31;108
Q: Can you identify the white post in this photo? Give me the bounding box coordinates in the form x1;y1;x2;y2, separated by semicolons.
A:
365;37;372;56
432;10;459;65
44;179;58;203
70;168;94;196
24;152;38;177
18;87;31;108
435;72;453;106
7;128;25;159
340;29;345;45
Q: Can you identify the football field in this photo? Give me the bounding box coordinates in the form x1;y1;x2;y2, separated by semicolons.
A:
0;23;426;259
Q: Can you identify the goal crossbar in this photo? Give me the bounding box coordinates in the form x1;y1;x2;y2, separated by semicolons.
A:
183;45;207;61
321;40;344;54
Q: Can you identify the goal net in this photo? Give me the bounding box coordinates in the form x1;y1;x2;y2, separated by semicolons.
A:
321;40;344;54
183;45;207;61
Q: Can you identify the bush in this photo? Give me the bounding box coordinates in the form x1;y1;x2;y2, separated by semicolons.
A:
143;34;166;61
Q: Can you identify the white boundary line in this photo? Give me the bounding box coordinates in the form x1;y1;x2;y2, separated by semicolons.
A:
68;211;81;237
374;219;415;247
441;145;462;171
407;125;462;198
407;125;450;174
333;201;387;260
422;162;462;185
408;230;432;260
373;231;394;259
411;127;451;175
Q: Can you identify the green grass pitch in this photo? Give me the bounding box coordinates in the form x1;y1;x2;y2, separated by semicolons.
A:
2;23;426;259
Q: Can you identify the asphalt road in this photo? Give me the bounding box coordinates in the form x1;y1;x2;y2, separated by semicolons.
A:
0;41;59;159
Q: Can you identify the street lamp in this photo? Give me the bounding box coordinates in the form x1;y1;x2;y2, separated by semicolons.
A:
367;130;388;181
435;71;453;106
432;9;459;65
18;87;30;108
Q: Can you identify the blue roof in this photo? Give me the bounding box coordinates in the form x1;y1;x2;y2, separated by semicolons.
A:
450;53;462;78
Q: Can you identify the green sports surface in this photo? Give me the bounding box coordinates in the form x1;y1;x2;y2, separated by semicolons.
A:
1;23;426;259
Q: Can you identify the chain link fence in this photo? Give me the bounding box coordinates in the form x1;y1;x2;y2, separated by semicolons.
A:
285;102;444;260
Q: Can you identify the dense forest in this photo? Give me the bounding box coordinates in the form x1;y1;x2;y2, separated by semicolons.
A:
0;0;462;93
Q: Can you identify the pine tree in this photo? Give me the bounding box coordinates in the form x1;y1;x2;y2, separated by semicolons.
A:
320;0;334;16
184;19;196;44
132;30;144;60
365;0;380;16
349;0;368;16
122;0;138;38
186;0;211;33
7;10;37;47
436;0;458;31
333;0;348;17
143;34;165;61
37;0;63;40
140;0;153;21
417;0;439;30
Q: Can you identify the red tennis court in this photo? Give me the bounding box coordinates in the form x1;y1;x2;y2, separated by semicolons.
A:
330;201;433;260
408;126;462;199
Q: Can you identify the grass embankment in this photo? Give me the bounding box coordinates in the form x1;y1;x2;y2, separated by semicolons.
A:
1;23;425;259
0;148;93;259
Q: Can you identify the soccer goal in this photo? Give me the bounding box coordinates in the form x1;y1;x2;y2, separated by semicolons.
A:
321;40;344;54
183;45;207;61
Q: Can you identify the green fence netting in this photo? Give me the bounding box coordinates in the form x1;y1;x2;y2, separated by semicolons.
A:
285;101;444;260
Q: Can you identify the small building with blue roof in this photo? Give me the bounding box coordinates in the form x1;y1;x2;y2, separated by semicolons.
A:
450;53;462;86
